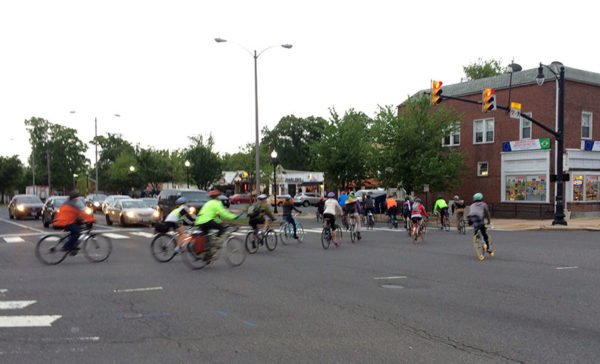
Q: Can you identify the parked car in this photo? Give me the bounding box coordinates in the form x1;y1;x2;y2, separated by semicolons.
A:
270;194;292;207
101;195;130;215
218;194;231;208
229;193;253;204
8;195;44;220
105;199;159;227
157;189;209;220
293;192;320;207
85;193;107;212
42;196;93;228
141;197;158;209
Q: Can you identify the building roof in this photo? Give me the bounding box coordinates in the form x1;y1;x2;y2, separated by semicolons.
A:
404;66;600;104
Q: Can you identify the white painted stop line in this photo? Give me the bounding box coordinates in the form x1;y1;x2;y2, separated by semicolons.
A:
3;237;25;244
101;233;129;239
0;315;61;327
0;300;36;310
129;232;155;238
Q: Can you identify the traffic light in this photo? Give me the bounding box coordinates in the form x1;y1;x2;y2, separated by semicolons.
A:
482;88;496;112
431;80;443;105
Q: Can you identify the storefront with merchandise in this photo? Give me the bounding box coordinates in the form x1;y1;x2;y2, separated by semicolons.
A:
565;141;600;216
273;169;324;197
501;140;551;203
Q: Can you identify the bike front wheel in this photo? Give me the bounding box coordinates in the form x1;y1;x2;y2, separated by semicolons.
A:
279;224;291;245
321;228;330;249
150;233;177;262
245;231;258;254
265;230;277;251
296;222;305;243
83;234;112;262
35;234;69;265
224;236;246;267
350;225;356;243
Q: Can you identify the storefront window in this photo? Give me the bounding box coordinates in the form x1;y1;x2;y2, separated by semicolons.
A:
573;175;584;201
505;175;547;201
585;175;599;201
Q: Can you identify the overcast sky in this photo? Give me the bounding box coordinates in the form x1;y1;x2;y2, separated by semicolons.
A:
1;0;596;166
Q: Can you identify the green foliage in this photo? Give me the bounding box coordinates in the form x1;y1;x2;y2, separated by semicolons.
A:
94;133;135;192
372;96;466;194
137;148;174;191
462;58;504;80
0;155;24;202
108;152;138;194
186;135;222;190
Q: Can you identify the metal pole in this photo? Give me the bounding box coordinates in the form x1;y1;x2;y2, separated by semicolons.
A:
553;67;567;225
186;167;189;188
254;50;261;196
46;150;51;194
95;117;99;193
32;143;35;192
273;161;278;213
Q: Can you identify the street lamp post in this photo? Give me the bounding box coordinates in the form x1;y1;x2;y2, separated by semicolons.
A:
73;173;78;189
536;62;567;226
129;165;135;197
215;37;292;198
271;150;279;213
184;160;190;188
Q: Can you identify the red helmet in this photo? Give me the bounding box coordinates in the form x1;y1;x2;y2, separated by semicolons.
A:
208;189;221;197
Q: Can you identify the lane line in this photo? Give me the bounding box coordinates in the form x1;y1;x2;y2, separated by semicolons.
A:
102;233;129;239
129;232;155;238
0;300;36;310
373;276;407;280
3;237;25;244
0;217;45;233
556;266;579;270
0;232;47;238
0;315;61;327
114;286;163;293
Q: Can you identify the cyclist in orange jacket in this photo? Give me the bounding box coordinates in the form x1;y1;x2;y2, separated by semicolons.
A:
53;190;95;252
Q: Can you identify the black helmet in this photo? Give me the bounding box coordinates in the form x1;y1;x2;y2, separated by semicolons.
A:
68;190;79;199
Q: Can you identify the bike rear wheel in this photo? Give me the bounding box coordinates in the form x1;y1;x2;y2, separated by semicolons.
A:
265;230;277;251
224;236;246;267
35;234;69;265
150;233;177;262
473;232;485;261
182;240;210;270
245;231;259;254
83;234;112;262
459;219;466;234
321;228;330;249
279;223;292;245
296;222;305;243
350;225;356;243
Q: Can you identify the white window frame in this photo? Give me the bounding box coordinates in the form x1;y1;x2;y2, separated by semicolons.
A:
477;161;488;177
473;118;494;144
520;112;532;140
442;122;460;147
582;111;593;140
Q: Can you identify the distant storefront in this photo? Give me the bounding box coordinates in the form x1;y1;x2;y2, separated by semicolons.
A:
273;169;324;197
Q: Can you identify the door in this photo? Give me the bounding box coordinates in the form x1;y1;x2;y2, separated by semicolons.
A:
288;184;297;197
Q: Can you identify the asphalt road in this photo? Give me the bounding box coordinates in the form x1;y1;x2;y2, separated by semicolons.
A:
0;206;599;363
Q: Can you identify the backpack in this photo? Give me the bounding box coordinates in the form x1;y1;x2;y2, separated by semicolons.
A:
402;201;411;214
247;201;261;218
412;202;421;213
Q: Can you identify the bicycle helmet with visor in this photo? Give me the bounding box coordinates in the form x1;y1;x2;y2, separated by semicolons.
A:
473;193;483;201
175;196;187;205
208;189;221;197
327;192;335;198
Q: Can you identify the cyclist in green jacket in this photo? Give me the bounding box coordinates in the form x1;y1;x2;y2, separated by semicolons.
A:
433;195;449;228
194;189;237;238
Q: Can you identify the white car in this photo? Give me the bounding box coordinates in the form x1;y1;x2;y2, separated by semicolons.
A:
105;199;159;227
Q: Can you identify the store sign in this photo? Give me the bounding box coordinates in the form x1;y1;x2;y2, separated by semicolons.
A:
502;138;550;152
583;140;600;151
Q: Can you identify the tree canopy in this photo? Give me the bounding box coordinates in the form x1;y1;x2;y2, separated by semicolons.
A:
462;58;504;80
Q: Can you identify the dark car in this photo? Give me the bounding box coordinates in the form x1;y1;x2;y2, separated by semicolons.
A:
8;194;44;220
218;194;230;208
42;196;93;228
85;193;107;212
157;189;209;220
230;193;253;204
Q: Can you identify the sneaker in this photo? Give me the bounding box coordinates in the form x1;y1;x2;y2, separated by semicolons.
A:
357;232;361;240
293;235;299;239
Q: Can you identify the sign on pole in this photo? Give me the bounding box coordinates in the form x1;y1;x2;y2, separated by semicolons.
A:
510;102;522;119
423;184;429;192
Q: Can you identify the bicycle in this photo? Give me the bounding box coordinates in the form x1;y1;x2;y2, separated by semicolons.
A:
436;211;450;231
316;210;324;223
348;214;359;243
35;223;112;265
387;213;398;229
473;224;494;261
245;226;277;254
410;218;427;244
182;225;246;269
321;221;343;249
406;217;413;236
366;210;375;230
458;217;466;235
279;214;305;245
150;227;185;263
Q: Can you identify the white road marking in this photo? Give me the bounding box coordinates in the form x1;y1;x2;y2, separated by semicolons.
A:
114;286;163;293
0;232;46;238
0;315;61;327
373;276;407;280
101;233;129;239
556;266;579;270
3;237;25;244
0;217;45;233
0;300;36;309
129;232;155;238
0;289;7;295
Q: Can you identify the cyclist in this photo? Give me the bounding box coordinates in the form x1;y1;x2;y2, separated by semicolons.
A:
433;195;449;229
282;197;302;239
401;197;412;228
165;196;196;254
53;190;96;252
344;193;362;240
468;193;492;253
338;191;348;208
363;194;375;224
451;195;466;231
316;196;325;221
386;195;398;227
193;190;238;259
324;192;343;245
410;197;428;234
246;194;277;241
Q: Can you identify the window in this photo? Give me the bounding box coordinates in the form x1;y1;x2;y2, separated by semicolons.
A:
520;113;532;140
477;161;488;176
442;123;460;146
505;175;547;201
572;174;600;201
573;175;584;201
473;118;494;144
582;112;592;139
585;176;599;201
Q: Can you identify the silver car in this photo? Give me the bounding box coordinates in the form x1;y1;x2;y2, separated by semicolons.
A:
105;199;159;227
101;195;130;215
293;192;320;207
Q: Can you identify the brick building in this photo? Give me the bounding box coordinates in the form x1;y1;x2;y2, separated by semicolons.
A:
402;66;600;218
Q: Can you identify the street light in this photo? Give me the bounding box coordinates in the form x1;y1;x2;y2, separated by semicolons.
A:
536;61;567;226
215;37;293;197
184;160;190;188
129;165;135;197
73;173;78;189
271;150;279;214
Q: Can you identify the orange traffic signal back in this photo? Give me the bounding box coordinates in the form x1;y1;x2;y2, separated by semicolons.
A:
431;80;443;105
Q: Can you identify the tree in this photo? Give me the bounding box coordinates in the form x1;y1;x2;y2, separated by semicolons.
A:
261;115;328;170
186;135;222;190
93;133;135;192
462;58;504;80
372;96;466;195
137;148;174;192
0;155;24;203
109;152;138;195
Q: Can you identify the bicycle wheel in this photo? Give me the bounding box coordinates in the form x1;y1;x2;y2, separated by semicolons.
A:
265;229;277;251
411;225;418;244
150;233;177;262
487;232;494;257
350;225;356;243
83;234;112;262
35;234;69;265
321;228;330;249
473;232;485;261
182;240;210;270
279;223;291;245
459;219;466;235
245;231;258;254
296;221;305;243
335;224;343;241
224;236;246;267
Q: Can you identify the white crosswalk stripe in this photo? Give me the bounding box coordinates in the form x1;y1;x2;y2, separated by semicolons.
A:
0;300;36;309
101;233;129;239
129;232;155;238
0;290;61;328
3;237;25;243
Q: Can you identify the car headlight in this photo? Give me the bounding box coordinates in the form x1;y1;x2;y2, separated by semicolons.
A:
17;204;25;212
85;207;93;215
126;211;135;218
189;207;196;214
93;202;100;207
153;210;159;217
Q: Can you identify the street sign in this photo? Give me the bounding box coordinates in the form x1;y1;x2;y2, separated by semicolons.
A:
510;102;522;119
423;184;429;192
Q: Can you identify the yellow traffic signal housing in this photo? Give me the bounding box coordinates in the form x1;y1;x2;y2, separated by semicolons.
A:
431;80;443;105
482;88;496;112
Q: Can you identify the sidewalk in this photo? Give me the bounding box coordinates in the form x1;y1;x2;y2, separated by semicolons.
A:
490;217;600;231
